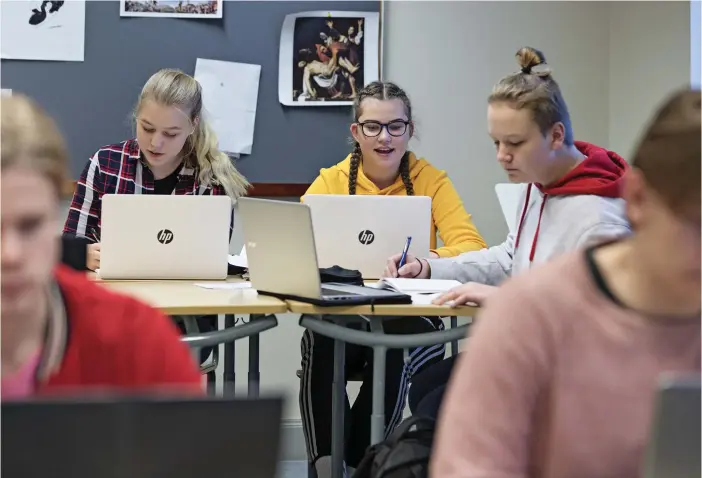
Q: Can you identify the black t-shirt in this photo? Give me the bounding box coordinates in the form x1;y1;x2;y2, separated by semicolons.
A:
153;165;181;195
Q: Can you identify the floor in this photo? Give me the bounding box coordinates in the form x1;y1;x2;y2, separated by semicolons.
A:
279;461;308;478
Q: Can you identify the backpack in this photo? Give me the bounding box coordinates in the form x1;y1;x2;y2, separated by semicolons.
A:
352;416;435;478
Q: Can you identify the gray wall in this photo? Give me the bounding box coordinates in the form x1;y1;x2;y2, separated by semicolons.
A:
1;0;379;182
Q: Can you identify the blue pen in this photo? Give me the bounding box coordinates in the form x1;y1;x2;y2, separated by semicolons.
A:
398;236;412;269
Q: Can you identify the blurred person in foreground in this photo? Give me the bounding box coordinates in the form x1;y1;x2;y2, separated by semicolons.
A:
431;88;701;478
1;93;203;399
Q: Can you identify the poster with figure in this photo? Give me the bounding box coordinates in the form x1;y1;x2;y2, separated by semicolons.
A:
1;0;85;62
120;0;222;19
278;11;380;107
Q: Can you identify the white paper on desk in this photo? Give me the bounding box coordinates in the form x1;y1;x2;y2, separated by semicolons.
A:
410;293;442;305
228;246;247;268
194;282;252;290
194;58;261;155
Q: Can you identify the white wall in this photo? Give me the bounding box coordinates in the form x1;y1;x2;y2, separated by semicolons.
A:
384;0;611;245
608;1;691;159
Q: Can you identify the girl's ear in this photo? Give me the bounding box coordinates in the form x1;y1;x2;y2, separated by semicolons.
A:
350;123;362;143
191;116;200;135
408;121;415;139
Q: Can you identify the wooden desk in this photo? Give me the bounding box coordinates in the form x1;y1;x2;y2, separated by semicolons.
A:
96;278;287;315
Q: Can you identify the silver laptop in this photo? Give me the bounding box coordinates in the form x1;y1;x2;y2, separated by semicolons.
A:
301;194;431;279
237;197;412;305
99;194;231;280
2;395;283;478
643;374;701;478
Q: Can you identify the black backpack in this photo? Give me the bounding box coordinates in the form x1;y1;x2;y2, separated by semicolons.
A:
352;416;435;478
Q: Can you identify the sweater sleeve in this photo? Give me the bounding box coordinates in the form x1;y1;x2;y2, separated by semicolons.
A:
63;151;104;241
427;232;515;285
130;303;204;394
430;172;487;257
430;282;555;478
303;173;332;198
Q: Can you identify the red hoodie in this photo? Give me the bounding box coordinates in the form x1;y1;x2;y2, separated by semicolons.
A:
514;141;629;262
27;265;203;396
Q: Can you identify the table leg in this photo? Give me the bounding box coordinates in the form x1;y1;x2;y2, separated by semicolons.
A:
248;314;262;398
223;314;236;396
450;316;458;356
331;322;346;478
369;316;387;445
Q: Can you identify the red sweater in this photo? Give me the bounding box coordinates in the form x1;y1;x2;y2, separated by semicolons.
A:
34;265;203;396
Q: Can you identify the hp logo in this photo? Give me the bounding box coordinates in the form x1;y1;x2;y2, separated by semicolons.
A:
358;230;375;245
157;229;174;244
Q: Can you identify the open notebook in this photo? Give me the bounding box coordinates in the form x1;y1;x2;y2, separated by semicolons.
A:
374;278;462;305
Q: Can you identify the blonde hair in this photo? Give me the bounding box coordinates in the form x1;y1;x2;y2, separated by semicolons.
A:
1;94;68;196
135;69;250;199
489;47;574;146
631;88;701;218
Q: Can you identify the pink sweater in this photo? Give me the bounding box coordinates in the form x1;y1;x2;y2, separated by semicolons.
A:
431;249;700;478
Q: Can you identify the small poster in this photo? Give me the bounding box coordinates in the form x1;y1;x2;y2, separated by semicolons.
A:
278;11;380;107
0;0;86;62
120;0;222;19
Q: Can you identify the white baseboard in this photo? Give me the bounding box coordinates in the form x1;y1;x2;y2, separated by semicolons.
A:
281;419;307;462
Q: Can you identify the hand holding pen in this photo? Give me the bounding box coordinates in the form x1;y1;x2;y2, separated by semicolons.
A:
398;236;412;269
86;226;101;271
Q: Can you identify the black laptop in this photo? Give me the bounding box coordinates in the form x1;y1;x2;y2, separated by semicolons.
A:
1;395;283;478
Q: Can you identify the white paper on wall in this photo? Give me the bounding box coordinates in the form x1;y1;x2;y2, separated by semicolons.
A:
194;58;261;155
1;0;86;62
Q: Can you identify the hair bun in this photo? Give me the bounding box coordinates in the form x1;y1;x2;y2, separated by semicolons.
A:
516;47;552;77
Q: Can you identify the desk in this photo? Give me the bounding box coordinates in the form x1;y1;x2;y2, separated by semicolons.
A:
288;300;477;478
96;278;287;397
95;278;286;315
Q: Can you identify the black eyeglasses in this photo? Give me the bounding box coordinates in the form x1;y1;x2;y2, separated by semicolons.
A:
357;120;410;137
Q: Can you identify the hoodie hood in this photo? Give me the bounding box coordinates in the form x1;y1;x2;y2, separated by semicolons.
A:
333;152;431;194
536;141;628;197
516;141;628;263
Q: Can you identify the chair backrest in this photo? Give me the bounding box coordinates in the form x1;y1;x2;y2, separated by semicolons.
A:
494;183;527;233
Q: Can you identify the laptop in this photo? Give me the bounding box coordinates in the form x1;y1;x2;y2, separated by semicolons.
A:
494;183;527;233
302;194;431;279
99;194;231;280
642;374;701;478
237;197;412;305
1;395;283;478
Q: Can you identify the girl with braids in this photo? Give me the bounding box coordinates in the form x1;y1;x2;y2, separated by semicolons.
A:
300;80;486;478
387;47;632;422
433;88;701;478
63;68;250;363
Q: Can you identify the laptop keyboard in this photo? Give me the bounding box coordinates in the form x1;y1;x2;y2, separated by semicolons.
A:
321;287;359;297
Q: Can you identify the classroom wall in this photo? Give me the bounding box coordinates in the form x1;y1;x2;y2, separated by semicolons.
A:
608;1;692;160
56;1;693;460
693;1;701;88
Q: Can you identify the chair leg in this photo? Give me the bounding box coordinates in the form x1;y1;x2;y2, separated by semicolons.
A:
450;316;458;356
207;370;217;395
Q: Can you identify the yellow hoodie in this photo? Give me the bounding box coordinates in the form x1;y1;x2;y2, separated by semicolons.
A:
304;152;486;258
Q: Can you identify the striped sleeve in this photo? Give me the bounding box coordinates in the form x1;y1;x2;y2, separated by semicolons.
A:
63;151;104;241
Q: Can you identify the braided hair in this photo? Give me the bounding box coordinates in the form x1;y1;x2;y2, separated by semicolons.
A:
348;81;414;196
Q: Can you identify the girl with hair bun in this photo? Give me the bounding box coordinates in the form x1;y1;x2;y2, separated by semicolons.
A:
395;47;632;421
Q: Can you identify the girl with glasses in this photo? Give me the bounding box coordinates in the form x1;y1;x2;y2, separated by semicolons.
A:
299;80;487;478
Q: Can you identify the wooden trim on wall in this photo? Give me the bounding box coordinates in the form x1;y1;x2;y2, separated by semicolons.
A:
61;181;310;199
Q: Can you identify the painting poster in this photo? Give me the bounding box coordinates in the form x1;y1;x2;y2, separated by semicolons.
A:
120;0;222;19
278;11;380;107
1;0;86;62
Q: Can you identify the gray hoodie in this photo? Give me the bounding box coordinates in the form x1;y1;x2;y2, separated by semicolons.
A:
427;141;632;284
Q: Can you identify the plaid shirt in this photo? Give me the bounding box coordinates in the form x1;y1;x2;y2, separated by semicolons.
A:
63;139;234;241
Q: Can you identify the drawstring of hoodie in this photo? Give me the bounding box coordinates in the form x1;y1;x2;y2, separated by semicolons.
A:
513;184;548;264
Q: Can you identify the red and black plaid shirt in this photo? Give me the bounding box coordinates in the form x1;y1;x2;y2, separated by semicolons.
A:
63;139;234;241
